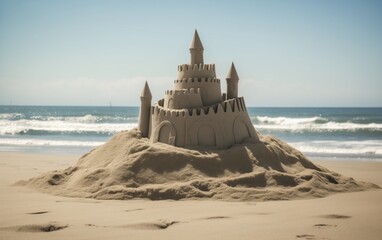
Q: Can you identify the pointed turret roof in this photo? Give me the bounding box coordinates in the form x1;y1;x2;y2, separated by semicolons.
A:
226;62;239;81
189;30;204;50
140;81;152;99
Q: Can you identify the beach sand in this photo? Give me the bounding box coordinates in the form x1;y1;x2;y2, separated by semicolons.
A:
18;131;378;201
0;151;381;240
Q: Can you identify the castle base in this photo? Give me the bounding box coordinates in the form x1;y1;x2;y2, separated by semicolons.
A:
149;97;259;149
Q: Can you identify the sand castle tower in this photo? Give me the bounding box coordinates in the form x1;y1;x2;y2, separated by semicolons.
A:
138;30;259;148
137;81;152;138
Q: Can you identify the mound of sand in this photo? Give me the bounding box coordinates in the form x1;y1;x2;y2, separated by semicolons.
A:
22;129;378;201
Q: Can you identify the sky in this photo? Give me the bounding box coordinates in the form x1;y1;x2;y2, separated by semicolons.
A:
0;0;381;107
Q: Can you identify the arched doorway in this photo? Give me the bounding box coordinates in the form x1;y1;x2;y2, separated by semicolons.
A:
188;120;224;147
152;121;177;145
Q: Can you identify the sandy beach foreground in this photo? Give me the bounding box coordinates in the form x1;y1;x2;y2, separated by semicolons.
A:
0;152;381;240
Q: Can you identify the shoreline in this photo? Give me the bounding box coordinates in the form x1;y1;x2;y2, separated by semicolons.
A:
1;146;382;163
0;151;381;240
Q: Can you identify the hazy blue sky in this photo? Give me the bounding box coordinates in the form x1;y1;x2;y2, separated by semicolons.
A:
0;0;381;107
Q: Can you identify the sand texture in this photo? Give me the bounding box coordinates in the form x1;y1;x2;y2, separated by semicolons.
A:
21;129;378;201
1;152;382;240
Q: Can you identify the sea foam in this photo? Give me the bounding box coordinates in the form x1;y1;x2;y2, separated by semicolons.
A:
254;116;382;132
0;119;137;136
0;138;103;147
289;140;382;158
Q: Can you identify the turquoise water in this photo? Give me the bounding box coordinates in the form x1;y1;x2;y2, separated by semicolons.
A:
1;106;381;160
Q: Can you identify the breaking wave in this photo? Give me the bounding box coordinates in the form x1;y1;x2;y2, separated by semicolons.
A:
1;107;381;159
253;116;382;133
289;140;382;159
1;113;138;123
0;138;104;147
0;119;137;136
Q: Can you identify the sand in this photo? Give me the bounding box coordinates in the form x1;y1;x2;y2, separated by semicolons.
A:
0;151;381;240
19;130;378;201
1;129;381;239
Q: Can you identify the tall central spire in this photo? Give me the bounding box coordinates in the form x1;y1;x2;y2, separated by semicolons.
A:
189;30;204;65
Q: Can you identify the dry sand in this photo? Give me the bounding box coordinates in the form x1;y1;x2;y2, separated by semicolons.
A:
19;130;378;201
0;140;381;239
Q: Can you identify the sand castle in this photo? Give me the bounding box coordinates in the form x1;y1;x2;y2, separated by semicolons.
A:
138;30;259;148
20;31;379;203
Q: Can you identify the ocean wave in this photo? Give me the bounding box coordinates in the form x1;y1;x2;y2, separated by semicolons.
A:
289;140;382;156
45;114;99;123
1;113;138;123
31;114;139;123
255;116;329;124
253;116;382;132
0;119;137;136
0;113;25;120
254;122;382;132
0;138;104;147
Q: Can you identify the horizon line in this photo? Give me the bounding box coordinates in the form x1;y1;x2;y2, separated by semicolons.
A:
1;104;381;108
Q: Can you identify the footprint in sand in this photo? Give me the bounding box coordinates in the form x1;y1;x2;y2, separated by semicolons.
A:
27;211;49;215
0;222;68;232
296;234;328;240
320;214;351;219
55;199;101;204
84;220;179;230
296;234;316;240
124;208;144;212
120;219;179;230
314;223;337;228
84;223;103;227
203;216;231;220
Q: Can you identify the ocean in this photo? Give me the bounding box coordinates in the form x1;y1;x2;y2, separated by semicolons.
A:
0;106;381;160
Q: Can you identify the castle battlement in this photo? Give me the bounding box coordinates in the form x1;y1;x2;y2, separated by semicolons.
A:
173;76;222;106
173;77;220;84
165;88;201;96
152;97;248;118
163;87;203;109
176;63;216;80
177;63;215;72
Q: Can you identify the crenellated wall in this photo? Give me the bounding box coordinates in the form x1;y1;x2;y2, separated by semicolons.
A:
149;97;259;148
177;63;216;80
173;77;221;106
163;88;203;109
173;77;220;84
